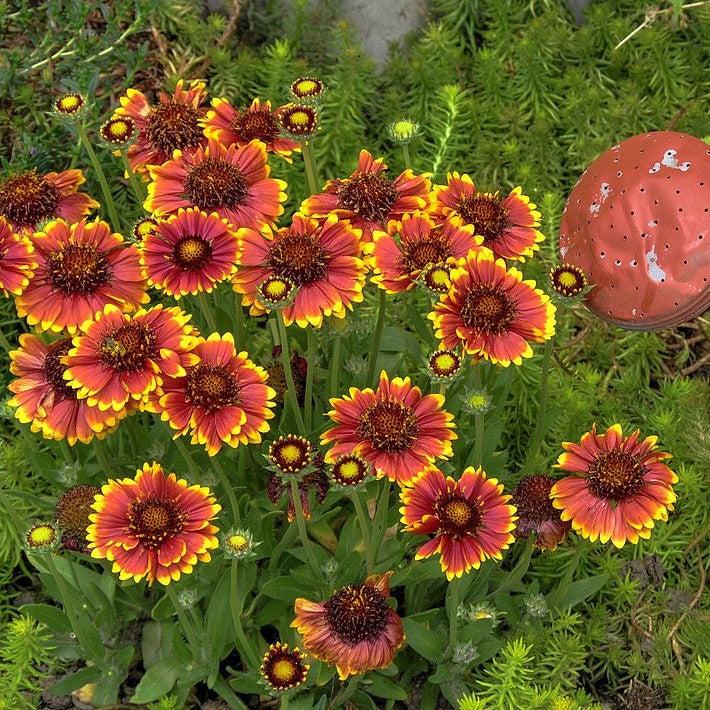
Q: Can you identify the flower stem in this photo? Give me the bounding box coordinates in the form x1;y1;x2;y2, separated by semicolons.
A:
472;365;485;466
213;676;248;710
373;478;391;554
213;456;240;526
167;585;200;650
77;122;122;231
289;477;323;581
523;339;554;473
352;493;374;574
233;294;246;348
301;140;320;195
304;327;316;431
366;290;387;388
275;312;306;435
447;577;461;657
230;560;260;670
120;151;145;205
402;143;411;167
174;436;200;479
330;676;360;708
197;291;218;333
327;335;341;400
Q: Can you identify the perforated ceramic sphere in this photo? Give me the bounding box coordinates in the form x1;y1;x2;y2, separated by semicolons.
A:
559;131;710;329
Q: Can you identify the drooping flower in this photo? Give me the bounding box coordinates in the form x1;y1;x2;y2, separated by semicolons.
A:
301;150;430;241
550;263;587;298
140;207;240;297
233;213;366;327
551;424;677;548
260;642;309;692
100;116;136;146
268;434;314;474
510;475;571;550
204;98;300;161
292;572;404;679
8;335;125;445
321;371;456;486
432;173;544;261
145;139;287;230
156;332;276;456
87;461;220;585
55;485;100;551
0;168;98;233
16;217;147;333
266;456;330;522
116;80;209;174
0;217;36;296
430;249;555;367
54;93;85;117
366;212;481;293
400;467;517;579
63;304;199;412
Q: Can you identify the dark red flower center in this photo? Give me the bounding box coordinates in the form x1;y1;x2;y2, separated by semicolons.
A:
172;235;213;270
551;265;586;297
185;363;240;411
403;237;449;271
325;583;389;644
587;450;645;501
511;475;556;524
267;231;327;286
460;286;516;334
0;170;60;228
232;106;280;144
43;339;75;400
457;194;509;243
359;398;419;453
261;647;307;690
147;99;204;155
127;497;185;549
100;322;157;372
56;484;100;542
435;493;481;536
280;105;318;135
185;158;248;212
336;172;398;224
46;243;112;295
331;455;369;486
269;435;312;472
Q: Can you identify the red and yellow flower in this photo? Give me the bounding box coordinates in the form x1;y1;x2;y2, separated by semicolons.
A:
321;371;456;486
366;212;481;293
260;642;309;691
430;249;555;366
0;216;36;296
292;572;405;680
432;173;543;261
400;467;517;579
510;475;571;550
301;150;430;242
145;138;287;230
87;461;220;585
140;207;240;297
551;424;678;548
156;332;276;456
233;213;365;327
204;98;300;161
16;217;148;333
8;335;125;445
116;79;209;174
0;168;98;233
63;304;199;412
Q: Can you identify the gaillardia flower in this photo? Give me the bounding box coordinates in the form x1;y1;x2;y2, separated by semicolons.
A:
63;304;199;412
25;522;59;552
0;168;98;233
432;173;544;261
301;150;430;242
204;98;300;161
321;371;456;486
550;263;587;298
16;217;147;333
366;212;481;293
234;213;365;327
400;467;517;579
145;138;287;230
330;453;370;487
133;217;159;241
269;434;314;474
430;249;555;366
156;333;276;456
54;93;85;117
551;424;678;548
116;79;209;174
290;77;325;101
140;207;240;297
292;572;405;680
100;116;136;146
55;485;100;551
8;335;125;445
510;475;571;550
280;104;319;138
427;348;462;382
87;462;220;585
260;642;309;691
0;217;36;296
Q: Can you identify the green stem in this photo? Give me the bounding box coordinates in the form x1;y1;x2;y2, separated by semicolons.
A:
230;560;260;670
447;577;461;656
213;456;239;526
330;677;360;708
365;290;387;388
197;291;218;333
213;676;248;710
472;366;484;466
401;143;411;168
301;140;320;195
77;123;122;231
304;328;316;431
373;478;391;553
167;586;200;651
0;326;14;354
327;335;341;401
174;436;200;480
523;339;554;473
275;312;306;435
233;294;246;348
289;478;322;580
121;151;144;205
353;493;374;574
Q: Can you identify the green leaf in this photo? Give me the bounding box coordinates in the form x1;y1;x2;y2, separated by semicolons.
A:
141;621;173;669
365;674;408;701
229;672;264;694
261;574;315;601
549;573;609;609
205;569;233;663
50;666;103;696
92;646;134;707
21;603;71;634
131;659;181;704
402;617;444;664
